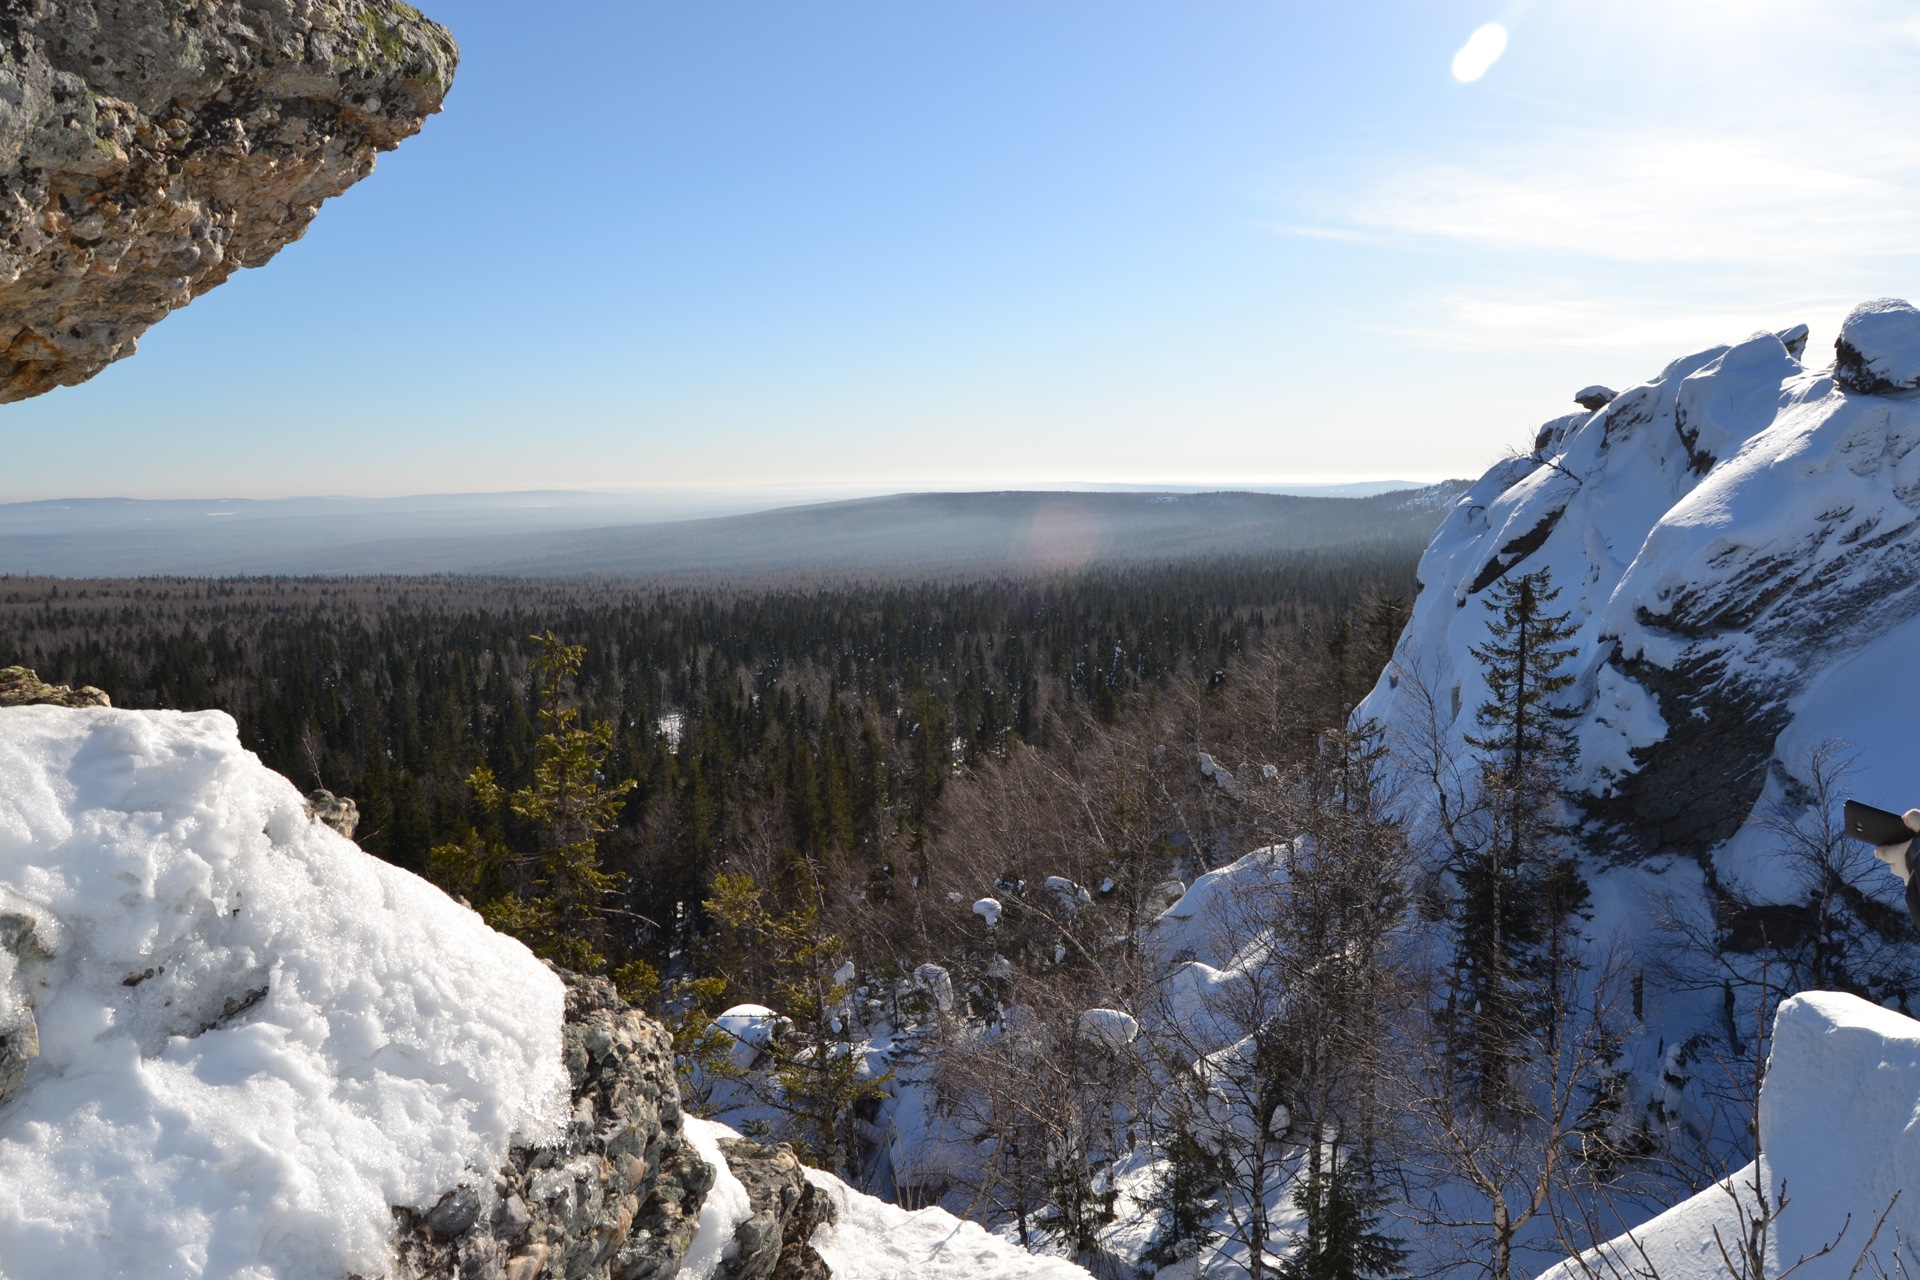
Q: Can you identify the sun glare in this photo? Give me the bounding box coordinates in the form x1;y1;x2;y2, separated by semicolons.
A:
1451;23;1509;83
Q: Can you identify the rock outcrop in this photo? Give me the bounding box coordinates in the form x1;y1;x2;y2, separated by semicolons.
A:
0;664;108;706
0;0;457;402
1360;301;1920;861
1834;296;1920;396
390;970;715;1280
306;786;360;837
716;1139;834;1280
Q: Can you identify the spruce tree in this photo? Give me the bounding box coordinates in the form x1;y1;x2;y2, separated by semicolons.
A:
429;632;636;973
1277;1146;1407;1280
1449;569;1588;1107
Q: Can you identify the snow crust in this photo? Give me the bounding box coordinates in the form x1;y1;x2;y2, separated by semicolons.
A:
1539;993;1920;1279
804;1164;1095;1279
0;706;569;1279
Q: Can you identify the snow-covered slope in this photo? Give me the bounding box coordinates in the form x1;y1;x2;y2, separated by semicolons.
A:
1540;992;1920;1280
1359;300;1920;858
0;705;571;1279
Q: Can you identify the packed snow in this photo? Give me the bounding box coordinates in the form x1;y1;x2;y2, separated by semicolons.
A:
805;1164;1095;1279
0;705;570;1279
681;1115;756;1279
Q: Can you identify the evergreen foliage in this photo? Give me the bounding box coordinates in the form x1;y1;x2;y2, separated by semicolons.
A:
1276;1147;1407;1280
428;631;636;971
1448;568;1590;1110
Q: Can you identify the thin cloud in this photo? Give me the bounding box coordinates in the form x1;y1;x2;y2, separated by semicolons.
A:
1342;130;1920;269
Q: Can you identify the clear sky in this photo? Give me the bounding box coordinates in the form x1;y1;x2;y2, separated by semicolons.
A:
6;0;1919;501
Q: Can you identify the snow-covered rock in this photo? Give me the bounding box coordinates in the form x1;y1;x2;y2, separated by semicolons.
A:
1360;303;1920;860
1574;384;1617;411
1539;992;1920;1279
1835;297;1920;396
0;706;570;1279
1077;1007;1140;1050
715;1003;783;1070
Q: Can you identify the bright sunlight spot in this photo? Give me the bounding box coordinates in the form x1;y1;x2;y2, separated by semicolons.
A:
1450;23;1509;83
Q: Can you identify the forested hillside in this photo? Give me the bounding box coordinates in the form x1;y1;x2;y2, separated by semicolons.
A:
0;549;1414;984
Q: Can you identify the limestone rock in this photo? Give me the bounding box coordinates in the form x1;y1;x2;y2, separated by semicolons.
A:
1574;384;1617;411
1834;297;1920;395
389;969;715;1280
716;1139;834;1280
0;0;457;403
0;665;109;707
305;787;360;838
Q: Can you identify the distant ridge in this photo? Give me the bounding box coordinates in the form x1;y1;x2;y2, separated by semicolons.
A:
0;485;1468;579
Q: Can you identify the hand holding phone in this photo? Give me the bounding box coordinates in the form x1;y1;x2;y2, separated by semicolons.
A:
1846;800;1918;846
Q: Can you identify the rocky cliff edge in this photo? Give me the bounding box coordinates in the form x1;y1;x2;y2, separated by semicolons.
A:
0;0;457;402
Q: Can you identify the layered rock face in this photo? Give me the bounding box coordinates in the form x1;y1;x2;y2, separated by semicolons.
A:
0;0;456;402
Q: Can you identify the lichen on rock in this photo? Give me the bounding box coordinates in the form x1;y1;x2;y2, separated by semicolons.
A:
0;665;109;707
0;0;458;403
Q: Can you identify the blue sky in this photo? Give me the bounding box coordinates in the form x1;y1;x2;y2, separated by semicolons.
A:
8;0;1920;500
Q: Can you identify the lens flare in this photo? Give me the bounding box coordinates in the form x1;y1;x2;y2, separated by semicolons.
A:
1451;23;1508;83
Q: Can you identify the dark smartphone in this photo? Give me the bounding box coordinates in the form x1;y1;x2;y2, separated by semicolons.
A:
1846;800;1916;845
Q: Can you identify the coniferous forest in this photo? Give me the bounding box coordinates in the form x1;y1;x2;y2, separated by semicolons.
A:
0;548;1414;986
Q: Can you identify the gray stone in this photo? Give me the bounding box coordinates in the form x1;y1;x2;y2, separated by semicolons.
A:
425;1184;483;1239
0;1011;36;1107
1574;384;1617;411
305;788;360;839
717;1139;834;1280
0;0;457;403
388;970;717;1280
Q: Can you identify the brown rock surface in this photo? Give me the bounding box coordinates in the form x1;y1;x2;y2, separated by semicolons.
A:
0;0;457;402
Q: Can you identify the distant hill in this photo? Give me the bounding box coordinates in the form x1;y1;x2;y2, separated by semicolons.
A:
0;485;1468;579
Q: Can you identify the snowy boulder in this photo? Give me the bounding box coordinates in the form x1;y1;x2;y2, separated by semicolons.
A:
1044;875;1092;911
1574;384;1617;411
1358;307;1920;859
914;963;956;1013
715;1003;783;1070
0;706;572;1279
1775;321;1810;360
1539;992;1920;1280
973;897;1003;928
1077;1007;1140;1051
1835;297;1920;395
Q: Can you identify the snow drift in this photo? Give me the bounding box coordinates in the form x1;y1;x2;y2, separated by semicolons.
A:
0;705;570;1279
1540;992;1920;1279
